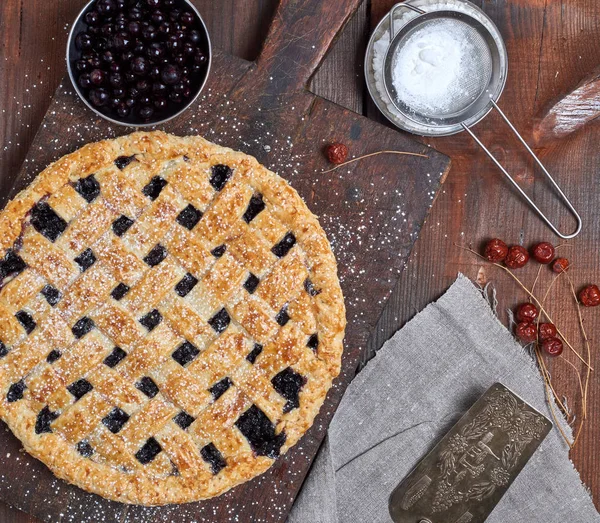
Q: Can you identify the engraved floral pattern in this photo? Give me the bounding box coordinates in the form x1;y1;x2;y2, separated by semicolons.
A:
431;388;547;513
489;467;510;487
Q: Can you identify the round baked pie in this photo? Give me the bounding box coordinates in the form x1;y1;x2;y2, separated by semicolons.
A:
0;131;345;505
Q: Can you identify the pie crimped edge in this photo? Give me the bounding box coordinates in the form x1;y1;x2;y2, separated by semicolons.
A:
0;131;346;505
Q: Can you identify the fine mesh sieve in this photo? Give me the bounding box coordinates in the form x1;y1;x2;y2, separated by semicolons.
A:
381;2;582;239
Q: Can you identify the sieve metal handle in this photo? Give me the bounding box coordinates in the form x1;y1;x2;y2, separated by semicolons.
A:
389;3;425;39
462;100;582;239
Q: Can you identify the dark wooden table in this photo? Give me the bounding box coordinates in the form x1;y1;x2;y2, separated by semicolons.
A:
1;0;599;521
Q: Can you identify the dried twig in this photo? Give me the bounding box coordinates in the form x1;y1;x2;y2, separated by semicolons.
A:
531;264;543;297
535;347;574;448
565;273;592;442
321;150;429;173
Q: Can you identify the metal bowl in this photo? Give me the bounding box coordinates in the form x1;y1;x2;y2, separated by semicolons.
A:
364;0;506;136
66;0;211;127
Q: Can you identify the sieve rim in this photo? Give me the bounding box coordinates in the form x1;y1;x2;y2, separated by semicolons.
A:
383;9;506;131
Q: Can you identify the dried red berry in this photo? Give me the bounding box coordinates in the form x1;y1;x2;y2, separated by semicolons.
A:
483;238;508;263
552;257;570;273
325;143;348;165
538;323;557;341
541;337;563;357
516;321;537;343
579;284;600;307
531;242;555;264
505;245;529;269
516;303;538;323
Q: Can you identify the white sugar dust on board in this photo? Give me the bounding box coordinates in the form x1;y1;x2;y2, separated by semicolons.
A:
389;18;481;116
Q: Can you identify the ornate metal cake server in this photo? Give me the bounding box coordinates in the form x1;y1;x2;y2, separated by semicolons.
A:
389;383;552;523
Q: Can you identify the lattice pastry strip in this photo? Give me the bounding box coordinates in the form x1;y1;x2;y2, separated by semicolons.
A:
0;132;345;505
19;229;80;290
54;199;117;258
119;256;185;316
0;269;46;313
47;184;88;223
120;186;184;259
115;322;182;382
55;263;116;325
95;166;148;219
230;293;280;345
165;158;215;211
159;293;216;352
0;311;73;386
94;233;148;287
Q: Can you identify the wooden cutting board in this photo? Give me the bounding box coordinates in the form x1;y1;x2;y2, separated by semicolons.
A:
0;0;450;521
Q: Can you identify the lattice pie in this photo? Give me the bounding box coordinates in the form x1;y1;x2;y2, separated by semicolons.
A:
0;132;345;505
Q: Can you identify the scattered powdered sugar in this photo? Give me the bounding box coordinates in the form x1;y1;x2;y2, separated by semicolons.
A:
390;19;475;115
1;65;442;522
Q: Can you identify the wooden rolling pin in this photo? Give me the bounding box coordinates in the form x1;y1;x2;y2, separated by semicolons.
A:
534;65;600;145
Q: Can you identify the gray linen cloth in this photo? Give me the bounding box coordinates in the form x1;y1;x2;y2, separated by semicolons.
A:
289;274;599;523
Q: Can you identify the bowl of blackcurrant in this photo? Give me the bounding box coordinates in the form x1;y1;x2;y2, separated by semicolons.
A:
67;0;211;126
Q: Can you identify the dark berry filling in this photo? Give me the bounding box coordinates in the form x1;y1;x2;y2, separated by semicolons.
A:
209;377;232;401
0;250;27;281
136;376;159;398
246;343;263;364
171;340;199;367
74;174;101;203
304;278;321;297
176;204;202;230
135;437;162;464
139;309;162;331
275;306;290;327
243;273;259;294
74;248;97;272
77;440;95;458
142;176;167;200
30;202;67;242
41;285;62;306
174;273;198;297
15;310;36;334
209;164;232;191
35;406;59;434
242;193;265;224
112;215;134;236
114;155;136;169
67;378;94;401
72;317;95;339
200;442;226;475
104;346;127;367
211;244;226;258
235;405;286;459
208;308;230;334
173;411;195;430
271;367;306;413
111;282;130;301
272;233;296;258
143;244;167;266
47;350;62;363
7;380;27;403
102;407;130;433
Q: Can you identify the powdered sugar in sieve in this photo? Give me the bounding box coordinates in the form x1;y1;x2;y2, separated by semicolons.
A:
390;18;492;117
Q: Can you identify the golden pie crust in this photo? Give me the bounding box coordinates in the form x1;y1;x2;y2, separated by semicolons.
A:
0;131;345;505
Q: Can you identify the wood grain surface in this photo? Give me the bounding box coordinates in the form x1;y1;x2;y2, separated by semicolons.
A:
0;0;451;521
1;0;600;521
